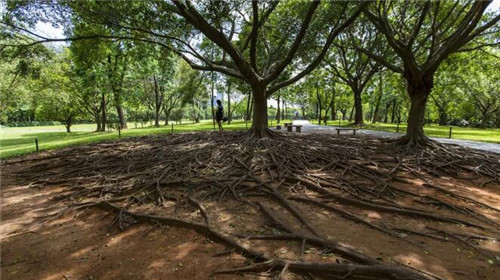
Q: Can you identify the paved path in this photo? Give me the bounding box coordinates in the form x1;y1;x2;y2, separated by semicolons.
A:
279;120;500;154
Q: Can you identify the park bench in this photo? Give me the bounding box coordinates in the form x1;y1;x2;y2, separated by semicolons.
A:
335;128;358;135
287;125;302;133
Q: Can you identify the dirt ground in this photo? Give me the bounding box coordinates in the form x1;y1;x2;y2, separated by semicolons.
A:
1;132;499;280
0;177;256;280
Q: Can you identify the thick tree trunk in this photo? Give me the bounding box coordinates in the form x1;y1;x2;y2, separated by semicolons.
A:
248;86;271;138
402;74;434;145
100;92;106;132
276;94;281;123
116;105;127;129
353;89;363;125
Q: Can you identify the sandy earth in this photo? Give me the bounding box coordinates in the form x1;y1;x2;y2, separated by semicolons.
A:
1;132;499;280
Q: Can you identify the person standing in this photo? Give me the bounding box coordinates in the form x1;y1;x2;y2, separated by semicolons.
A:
215;99;224;131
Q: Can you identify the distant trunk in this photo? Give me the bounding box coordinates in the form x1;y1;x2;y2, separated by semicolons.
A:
348;105;355;122
65;117;72;133
330;91;336;120
100;92;106;131
316;87;322;125
276;94;281;123
245;93;252;121
153;75;161;127
372;73;383;123
391;99;397;123
164;109;170;125
383;101;391;123
116;104;127;129
227;80;232;124
211;72;215;129
282;99;285;120
95;115;101;132
438;109;448;126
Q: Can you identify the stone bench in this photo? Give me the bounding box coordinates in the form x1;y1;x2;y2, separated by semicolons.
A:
336;128;358;135
287;125;302;133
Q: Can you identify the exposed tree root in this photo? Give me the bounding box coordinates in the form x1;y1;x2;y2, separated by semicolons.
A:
5;131;499;279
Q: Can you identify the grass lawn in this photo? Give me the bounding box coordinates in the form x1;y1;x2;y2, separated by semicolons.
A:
324;120;500;144
2;119;498;158
0;120;254;158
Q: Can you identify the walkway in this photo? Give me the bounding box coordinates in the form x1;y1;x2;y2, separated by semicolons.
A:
280;120;500;154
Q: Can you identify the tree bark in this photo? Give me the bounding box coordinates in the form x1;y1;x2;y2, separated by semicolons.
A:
438;109;447;126
248;86;271;138
403;74;434;144
100;92;106;132
353;89;363;124
245;93;252;121
276;94;281;123
391;99;396;123
65;117;72;133
153;75;161;127
116;104;127;129
330;91;336;120
227;80;232;124
282;99;285;120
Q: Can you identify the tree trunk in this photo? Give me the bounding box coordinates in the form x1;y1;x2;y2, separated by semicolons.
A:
164;109;171;125
245;93;251;121
154;75;160;127
438;109;448;126
276;94;281;123
353;89;363;124
65;117;72;133
403;74;433;144
348;105;355;122
391;99;396;123
95;115;101;132
330;92;336;120
116;105;127;129
227;80;232;125
100;92;106;131
372;93;383;124
248;86;271;138
282;99;285;120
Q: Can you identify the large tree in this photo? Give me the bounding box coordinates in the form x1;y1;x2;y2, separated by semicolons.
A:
2;0;367;138
360;1;500;146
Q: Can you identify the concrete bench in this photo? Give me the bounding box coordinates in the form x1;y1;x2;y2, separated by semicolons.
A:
287;125;302;133
336;128;358;135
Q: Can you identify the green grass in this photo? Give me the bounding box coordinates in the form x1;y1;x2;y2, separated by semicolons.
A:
0;120;250;159
325;120;500;144
2;119;498;159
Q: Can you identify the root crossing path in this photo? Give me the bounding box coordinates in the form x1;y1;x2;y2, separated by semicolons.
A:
2;131;499;279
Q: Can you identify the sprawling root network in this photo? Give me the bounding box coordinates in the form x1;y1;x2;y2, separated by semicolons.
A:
6;131;500;279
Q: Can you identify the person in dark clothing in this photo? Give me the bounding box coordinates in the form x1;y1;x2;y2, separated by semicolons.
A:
215;99;224;131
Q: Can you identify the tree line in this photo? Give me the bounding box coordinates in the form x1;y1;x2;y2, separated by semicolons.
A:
1;1;499;146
